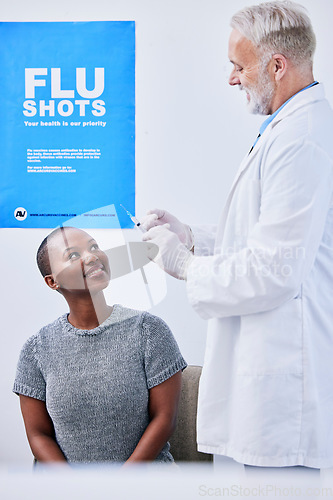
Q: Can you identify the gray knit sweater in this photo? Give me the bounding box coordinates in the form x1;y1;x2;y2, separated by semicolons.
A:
13;304;187;463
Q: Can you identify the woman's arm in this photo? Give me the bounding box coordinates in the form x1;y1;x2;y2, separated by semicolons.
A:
124;371;182;464
19;395;67;463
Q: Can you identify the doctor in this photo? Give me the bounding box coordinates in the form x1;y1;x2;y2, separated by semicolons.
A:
142;1;333;468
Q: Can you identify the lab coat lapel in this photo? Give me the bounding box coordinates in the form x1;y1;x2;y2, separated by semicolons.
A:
215;83;326;251
215;142;263;244
225;120;268;196
226;83;325;195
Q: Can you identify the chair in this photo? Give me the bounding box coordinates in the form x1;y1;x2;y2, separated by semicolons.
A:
169;365;213;463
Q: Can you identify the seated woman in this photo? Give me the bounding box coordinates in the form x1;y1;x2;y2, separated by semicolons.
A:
13;226;187;465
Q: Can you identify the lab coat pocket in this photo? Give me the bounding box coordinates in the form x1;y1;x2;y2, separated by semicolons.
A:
236;297;303;376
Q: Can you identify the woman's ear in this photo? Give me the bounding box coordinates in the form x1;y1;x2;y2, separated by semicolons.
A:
44;275;59;291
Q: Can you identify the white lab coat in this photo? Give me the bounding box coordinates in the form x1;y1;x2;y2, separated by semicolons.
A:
187;83;333;467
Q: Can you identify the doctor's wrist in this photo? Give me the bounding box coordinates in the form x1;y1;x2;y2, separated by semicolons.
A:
184;225;195;252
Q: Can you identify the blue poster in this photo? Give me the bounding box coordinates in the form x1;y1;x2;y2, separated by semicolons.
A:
0;21;135;228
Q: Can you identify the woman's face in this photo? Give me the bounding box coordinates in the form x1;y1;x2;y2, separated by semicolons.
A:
46;228;111;294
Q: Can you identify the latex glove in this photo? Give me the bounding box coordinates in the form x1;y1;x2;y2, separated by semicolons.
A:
142;224;195;280
141;208;194;250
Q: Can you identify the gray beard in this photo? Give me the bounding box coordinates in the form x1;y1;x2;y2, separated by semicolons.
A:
243;64;275;115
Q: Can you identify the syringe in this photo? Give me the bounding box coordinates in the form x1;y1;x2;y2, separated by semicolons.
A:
120;204;145;232
119;204;153;306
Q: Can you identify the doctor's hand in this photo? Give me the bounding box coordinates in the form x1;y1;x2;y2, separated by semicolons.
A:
141;209;194;250
142;224;195;280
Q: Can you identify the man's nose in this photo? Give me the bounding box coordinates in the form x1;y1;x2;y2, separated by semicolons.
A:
229;69;241;86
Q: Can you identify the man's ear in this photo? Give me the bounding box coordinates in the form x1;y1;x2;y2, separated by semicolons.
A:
44;274;59;291
271;53;288;81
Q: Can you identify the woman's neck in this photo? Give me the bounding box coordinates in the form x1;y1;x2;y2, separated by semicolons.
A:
65;291;112;330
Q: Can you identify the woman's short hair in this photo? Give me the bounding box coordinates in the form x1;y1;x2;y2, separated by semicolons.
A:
36;227;66;277
230;1;316;69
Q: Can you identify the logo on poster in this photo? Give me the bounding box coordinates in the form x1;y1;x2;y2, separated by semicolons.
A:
14;207;28;221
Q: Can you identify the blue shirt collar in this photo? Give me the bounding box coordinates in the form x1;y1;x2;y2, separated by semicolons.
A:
259;81;319;137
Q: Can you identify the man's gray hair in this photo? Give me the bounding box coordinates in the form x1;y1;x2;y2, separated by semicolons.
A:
230;1;316;69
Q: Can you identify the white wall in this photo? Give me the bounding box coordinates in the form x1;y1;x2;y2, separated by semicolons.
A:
1;0;332;464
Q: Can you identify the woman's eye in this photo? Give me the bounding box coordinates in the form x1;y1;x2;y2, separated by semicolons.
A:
68;251;80;260
90;243;99;251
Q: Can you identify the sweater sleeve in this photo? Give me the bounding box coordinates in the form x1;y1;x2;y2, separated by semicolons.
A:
13;335;46;401
142;313;187;389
